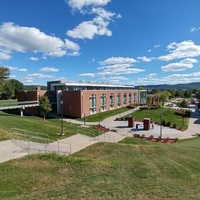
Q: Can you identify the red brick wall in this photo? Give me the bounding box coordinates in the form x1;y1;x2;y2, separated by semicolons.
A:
61;89;139;118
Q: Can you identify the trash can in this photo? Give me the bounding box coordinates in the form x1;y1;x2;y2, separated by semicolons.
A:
143;118;151;130
128;116;135;127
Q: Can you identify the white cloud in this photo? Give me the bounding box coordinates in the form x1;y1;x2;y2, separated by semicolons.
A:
137;56;154;62
79;73;95;77
110;76;129;81
191;27;200;32
29;57;39;61
7;66;27;72
97;56;144;76
66;0;111;10
18;68;27;72
158;40;200;61
0;22;80;58
22;73;54;84
154;44;161;48
66;8;115;40
161;58;198;72
0;51;11;60
100;57;137;65
39;67;59;72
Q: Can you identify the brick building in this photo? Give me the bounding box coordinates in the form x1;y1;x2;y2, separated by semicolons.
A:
17;81;147;118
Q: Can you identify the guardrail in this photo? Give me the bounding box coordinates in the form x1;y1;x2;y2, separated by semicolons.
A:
10;128;71;155
98;133;115;143
77;127;99;138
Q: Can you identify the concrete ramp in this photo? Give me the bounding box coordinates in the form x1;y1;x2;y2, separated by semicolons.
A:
0;140;28;163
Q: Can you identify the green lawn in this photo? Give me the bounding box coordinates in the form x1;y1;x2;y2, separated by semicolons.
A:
1;137;200;199
129;108;189;129
0;111;100;141
77;106;132;122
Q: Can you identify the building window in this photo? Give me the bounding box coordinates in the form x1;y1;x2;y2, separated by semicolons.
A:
90;94;96;113
134;92;137;103
117;93;121;107
129;92;132;103
101;94;106;111
140;90;147;105
124;93;127;105
110;93;114;109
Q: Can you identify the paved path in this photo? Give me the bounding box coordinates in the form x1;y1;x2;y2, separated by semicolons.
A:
0;105;199;164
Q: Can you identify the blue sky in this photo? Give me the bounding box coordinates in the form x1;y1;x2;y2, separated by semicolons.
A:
0;0;200;86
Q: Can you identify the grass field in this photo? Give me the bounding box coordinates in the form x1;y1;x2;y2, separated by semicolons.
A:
128;108;189;130
0;110;100;141
1;137;200;199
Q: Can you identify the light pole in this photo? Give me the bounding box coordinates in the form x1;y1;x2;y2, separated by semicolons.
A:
99;108;101;127
60;100;64;136
69;107;71;124
160;114;163;139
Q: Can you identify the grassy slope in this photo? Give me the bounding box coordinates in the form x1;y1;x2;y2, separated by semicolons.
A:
0;111;100;141
1;137;200;199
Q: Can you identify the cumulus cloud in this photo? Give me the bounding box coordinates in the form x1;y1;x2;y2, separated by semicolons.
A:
0;22;80;58
66;0;111;10
137;56;154;62
7;66;27;72
158;40;200;61
79;73;95;77
161;58;198;72
0;51;12;60
39;67;59;72
97;56;144;76
66;8;116;39
66;0;120;40
29;57;39;61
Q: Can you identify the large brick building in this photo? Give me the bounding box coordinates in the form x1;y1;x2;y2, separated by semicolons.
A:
17;80;147;118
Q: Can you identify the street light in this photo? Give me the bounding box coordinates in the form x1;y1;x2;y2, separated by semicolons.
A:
160;114;163;139
60;100;64;136
69;107;71;124
99;108;101;127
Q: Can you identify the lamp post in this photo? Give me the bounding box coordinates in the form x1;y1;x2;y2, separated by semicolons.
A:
69;107;71;124
160;114;163;139
99;108;101;127
60;100;64;136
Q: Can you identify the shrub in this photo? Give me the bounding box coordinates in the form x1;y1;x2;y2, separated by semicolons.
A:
173;123;176;128
166;121;171;127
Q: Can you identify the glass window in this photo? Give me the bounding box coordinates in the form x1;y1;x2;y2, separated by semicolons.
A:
117;93;121;107
90;94;96;113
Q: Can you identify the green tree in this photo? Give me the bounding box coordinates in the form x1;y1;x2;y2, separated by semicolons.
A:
0;67;10;95
9;79;24;98
160;92;167;107
179;99;188;108
37;95;52;120
1;81;14;100
146;96;152;108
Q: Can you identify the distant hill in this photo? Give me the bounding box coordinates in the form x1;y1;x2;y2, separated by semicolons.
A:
24;85;47;91
135;82;200;91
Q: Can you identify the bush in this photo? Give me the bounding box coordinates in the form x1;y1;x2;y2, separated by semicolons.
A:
166;121;171;127
173;123;176;128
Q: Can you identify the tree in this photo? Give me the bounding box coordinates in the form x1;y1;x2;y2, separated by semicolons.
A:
37;95;52;120
9;79;24;98
1;81;14;100
146;96;152;108
160;92;167;107
0;67;10;95
179;99;188;108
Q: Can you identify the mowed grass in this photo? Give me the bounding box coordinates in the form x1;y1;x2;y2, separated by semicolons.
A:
130;108;189;129
0;111;100;141
1;137;200;199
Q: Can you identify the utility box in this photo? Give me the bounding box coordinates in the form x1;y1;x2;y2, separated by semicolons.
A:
128;116;135;127
143;118;151;130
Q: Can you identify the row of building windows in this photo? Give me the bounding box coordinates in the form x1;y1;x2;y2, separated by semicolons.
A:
89;92;138;114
